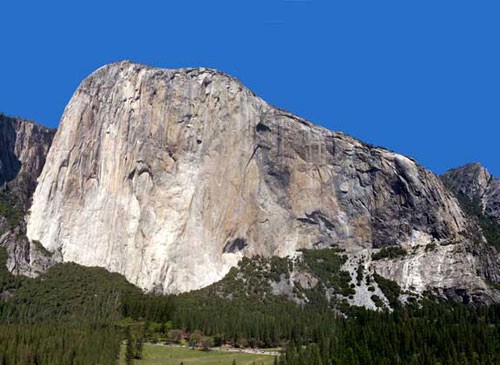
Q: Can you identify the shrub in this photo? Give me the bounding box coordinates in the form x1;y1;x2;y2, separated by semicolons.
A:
371;295;384;308
372;246;407;260
373;273;401;307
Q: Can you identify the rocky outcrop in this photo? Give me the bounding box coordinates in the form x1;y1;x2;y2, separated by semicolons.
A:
442;163;500;223
441;163;500;291
0;221;59;278
0;114;56;277
0;114;55;205
26;61;493;298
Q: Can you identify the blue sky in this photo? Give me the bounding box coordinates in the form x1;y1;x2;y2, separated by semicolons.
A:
0;1;498;176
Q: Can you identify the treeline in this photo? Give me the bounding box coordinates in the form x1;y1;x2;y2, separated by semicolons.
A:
0;246;136;364
122;284;500;364
161;294;500;364
2;261;140;323
0;239;499;364
0;323;121;365
120;254;500;364
171;296;331;348
280;302;500;365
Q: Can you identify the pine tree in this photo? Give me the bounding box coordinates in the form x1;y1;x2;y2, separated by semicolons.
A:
308;343;323;365
135;334;144;359
125;327;135;365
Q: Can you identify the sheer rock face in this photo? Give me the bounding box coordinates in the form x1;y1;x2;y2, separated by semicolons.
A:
441;163;500;292
487;180;500;223
0;115;54;204
27;61;476;294
442;163;500;223
0;115;55;276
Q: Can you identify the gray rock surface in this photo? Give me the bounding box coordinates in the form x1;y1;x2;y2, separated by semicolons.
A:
25;61;495;299
0;223;60;278
0;114;54;205
441;163;500;293
486;179;500;222
0;114;55;276
442;162;500;223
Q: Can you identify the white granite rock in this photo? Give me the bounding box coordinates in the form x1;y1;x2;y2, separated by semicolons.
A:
27;61;485;296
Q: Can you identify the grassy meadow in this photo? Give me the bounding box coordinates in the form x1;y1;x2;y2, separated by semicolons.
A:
120;344;277;365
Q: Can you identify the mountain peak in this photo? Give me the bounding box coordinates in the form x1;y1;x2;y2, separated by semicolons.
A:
442;162;500;226
442;163;493;202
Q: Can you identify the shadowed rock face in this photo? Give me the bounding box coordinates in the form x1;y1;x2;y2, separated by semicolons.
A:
0;114;55;277
0;114;54;205
441;163;500;292
26;61;481;295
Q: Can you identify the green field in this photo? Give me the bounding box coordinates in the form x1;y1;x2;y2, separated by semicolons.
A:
120;344;277;365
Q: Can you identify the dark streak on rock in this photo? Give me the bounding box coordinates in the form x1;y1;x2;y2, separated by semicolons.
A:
256;122;271;133
223;238;248;254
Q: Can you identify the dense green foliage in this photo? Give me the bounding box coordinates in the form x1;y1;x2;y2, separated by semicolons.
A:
3;262;142;323
300;249;353;296
195;255;292;300
373;272;401;307
280;301;500;365
160;252;500;364
0;190;22;234
372;246;408;260
0;248;129;363
0;239;499;364
0;323;121;365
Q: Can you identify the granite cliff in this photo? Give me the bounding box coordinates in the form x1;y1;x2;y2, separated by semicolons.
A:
0;114;54;204
0;114;55;276
441;163;500;288
24;61;498;301
442;163;500;224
